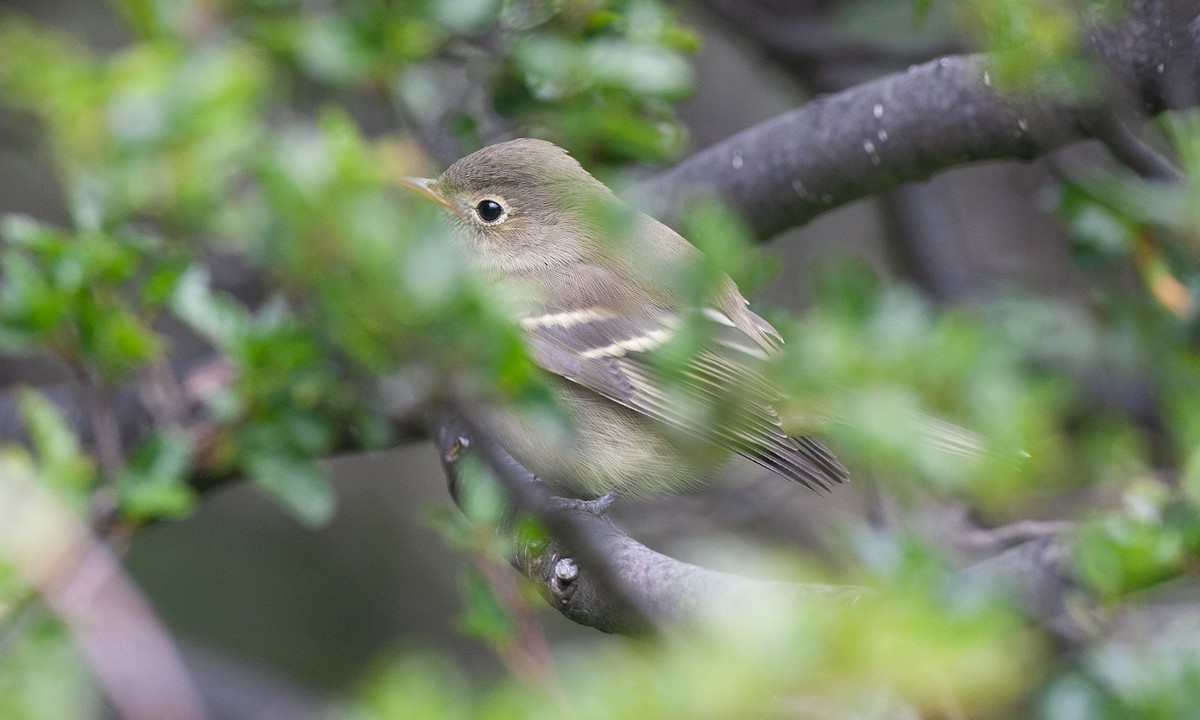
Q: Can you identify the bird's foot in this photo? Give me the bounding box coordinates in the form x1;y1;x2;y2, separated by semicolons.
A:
550;491;617;515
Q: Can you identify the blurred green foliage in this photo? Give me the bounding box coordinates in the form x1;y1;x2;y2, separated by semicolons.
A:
0;0;697;526
1044;107;1200;603
0;615;96;720
0;218;175;379
0;0;1197;719
953;0;1107;98
356;538;1045;720
0;417;101;720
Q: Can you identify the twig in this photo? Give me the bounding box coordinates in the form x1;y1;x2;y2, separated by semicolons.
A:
137;359;190;428
1094;115;1185;181
957;520;1077;552
469;549;561;691
0;589;40;659
0;356;428;497
80;380;125;479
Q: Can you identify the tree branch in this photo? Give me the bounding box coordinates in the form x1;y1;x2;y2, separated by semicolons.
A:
430;409;863;634
1091;0;1200;113
637;53;1089;238
0;467;210;720
1093;114;1185;181
639;0;1199;240
0;357;426;506
429;409;1085;636
432;407;661;634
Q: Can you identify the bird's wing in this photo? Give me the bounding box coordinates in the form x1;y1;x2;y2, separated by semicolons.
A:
521;302;848;492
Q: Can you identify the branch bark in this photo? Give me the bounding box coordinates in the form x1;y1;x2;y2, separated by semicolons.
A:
430;410;1077;636
639;0;1199;240
431;409;864;634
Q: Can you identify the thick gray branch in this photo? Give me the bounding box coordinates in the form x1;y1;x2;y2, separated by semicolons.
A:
514;506;861;632
431;410;1073;636
640;0;1200;239
1092;0;1200;113
431;409;861;633
640;54;1073;238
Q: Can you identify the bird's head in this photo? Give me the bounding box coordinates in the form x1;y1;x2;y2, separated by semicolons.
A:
398;138;622;274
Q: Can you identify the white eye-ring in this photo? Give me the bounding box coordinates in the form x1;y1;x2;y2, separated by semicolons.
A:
474;198;506;224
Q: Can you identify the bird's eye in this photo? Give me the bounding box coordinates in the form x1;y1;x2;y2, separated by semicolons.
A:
474;199;505;223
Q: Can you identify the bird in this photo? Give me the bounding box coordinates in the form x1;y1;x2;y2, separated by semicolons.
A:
399;138;848;499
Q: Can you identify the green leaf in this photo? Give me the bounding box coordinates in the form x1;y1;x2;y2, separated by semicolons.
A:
170;265;248;347
913;0;934;25
422;503;472;549
1072;485;1197;599
357;652;470;720
0;214;52;246
247;452;335;527
585;39;692;99
455;565;512;644
116;429;196;520
141;256;189;307
0;615;98;720
15;389;92;496
87;309;162;378
110;0;168;38
431;0;501;35
454;456;510;528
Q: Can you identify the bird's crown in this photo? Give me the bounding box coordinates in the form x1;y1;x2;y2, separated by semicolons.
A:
438;138;605;197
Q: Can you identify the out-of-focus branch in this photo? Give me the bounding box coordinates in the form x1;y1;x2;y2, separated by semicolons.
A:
181;645;327;720
700;0;963;92
640;0;1199;240
1093;115;1185;181
0;467;209;720
1091;0;1200;113
703;0;944;65
0;357;427;505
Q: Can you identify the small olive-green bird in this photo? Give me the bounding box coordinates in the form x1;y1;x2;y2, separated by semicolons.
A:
401;138;848;498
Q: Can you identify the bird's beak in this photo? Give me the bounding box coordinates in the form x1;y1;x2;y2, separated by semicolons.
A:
396;176;460;217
